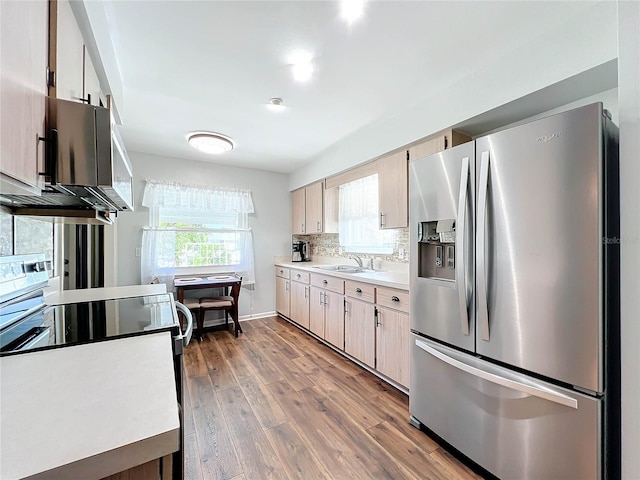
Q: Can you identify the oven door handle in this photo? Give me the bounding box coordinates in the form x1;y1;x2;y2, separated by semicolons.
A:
174;302;193;347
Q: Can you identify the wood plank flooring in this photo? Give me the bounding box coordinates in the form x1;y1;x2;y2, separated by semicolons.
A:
183;316;483;480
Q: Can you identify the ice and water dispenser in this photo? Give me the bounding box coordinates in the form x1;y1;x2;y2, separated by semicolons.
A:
417;219;456;281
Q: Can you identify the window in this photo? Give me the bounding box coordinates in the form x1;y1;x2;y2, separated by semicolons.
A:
338;174;395;254
141;181;255;285
0;209;55;268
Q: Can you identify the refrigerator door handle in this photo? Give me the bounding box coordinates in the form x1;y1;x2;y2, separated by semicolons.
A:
456;156;470;335
415;339;578;409
477;151;490;341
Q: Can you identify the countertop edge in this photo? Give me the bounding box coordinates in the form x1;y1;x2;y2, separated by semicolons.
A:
274;261;409;290
27;428;180;480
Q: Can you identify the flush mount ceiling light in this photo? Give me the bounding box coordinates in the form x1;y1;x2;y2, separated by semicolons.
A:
187;132;235;154
340;0;366;24
288;50;314;82
267;97;286;112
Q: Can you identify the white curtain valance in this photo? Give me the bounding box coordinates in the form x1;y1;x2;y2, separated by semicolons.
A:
142;180;254;213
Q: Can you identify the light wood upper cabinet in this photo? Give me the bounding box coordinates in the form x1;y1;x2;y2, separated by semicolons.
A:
50;1;104;106
291;187;306;234
291;180;335;235
378;150;408;229
83;46;104;106
0;0;48;193
408;129;472;162
305;181;323;234
51;0;84;102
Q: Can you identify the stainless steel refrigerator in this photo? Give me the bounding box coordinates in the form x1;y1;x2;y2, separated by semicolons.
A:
408;103;619;479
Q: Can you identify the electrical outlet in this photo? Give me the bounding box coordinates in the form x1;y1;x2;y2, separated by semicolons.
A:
398;247;405;259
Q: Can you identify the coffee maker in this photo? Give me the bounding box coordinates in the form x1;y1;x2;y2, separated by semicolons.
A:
292;241;310;262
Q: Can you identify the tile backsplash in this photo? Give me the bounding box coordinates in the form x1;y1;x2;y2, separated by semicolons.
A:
293;228;409;264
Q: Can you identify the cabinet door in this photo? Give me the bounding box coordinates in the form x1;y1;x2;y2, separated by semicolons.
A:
290;281;310;330
0;0;47;191
378;150;408;229
305;181;324;234
345;298;375;367
376;307;410;387
275;277;290;317
54;0;84;102
83;46;103;106
291;188;306;234
408;135;447;162
323;291;344;349
309;286;325;337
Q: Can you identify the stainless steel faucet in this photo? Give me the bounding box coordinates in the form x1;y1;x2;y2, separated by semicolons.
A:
349;255;363;268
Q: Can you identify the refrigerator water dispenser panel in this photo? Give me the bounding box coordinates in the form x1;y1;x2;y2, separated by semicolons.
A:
417;220;456;281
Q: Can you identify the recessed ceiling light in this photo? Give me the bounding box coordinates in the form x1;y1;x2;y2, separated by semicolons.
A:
267;97;286;112
340;0;365;24
288;50;314;82
187;132;235;154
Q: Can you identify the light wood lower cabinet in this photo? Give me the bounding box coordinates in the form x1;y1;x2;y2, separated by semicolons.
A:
275;276;290;318
290;279;310;329
344;297;376;368
309;287;344;349
375;306;410;388
309;286;325;337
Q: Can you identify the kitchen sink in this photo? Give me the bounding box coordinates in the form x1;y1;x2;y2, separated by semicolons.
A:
314;265;367;273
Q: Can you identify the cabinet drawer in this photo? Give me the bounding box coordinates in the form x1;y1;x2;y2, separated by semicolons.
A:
310;274;344;294
275;266;290;279
290;269;310;284
345;280;375;303
376;286;409;313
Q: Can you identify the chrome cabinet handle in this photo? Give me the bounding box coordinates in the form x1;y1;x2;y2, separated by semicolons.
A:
355;288;362;293
380;212;385;228
391;296;400;302
319;292;324;305
477;151;490;341
375;309;381;327
285;281;289;291
456;156;471;336
317;220;321;232
344;299;349;314
416;339;578;409
304;286;308;298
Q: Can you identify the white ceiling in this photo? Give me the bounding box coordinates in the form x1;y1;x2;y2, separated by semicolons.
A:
93;0;603;174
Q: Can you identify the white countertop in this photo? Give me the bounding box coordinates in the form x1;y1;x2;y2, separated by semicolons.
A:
0;332;180;480
274;258;409;290
45;283;167;306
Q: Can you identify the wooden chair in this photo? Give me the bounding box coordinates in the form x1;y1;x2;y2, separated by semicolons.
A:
198;275;243;338
180;297;202;338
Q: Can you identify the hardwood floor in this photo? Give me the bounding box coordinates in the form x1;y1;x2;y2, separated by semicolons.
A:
183;316;483;480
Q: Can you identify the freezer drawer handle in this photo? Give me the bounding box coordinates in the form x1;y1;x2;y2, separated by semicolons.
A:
477;151;491;341
456;156;471;336
415;339;578;409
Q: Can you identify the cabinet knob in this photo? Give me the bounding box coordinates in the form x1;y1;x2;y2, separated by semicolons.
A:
323;280;328;285
391;296;400;302
297;273;301;278
355;288;362;293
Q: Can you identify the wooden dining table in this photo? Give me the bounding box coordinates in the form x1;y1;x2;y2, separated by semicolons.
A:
174;275;242;338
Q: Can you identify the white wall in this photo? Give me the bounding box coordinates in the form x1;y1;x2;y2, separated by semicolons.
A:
290;1;618;190
618;1;640;477
116;151;292;318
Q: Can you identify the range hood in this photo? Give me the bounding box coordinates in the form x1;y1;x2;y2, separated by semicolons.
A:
0;98;133;225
